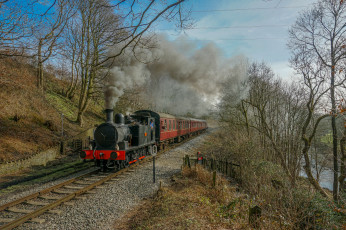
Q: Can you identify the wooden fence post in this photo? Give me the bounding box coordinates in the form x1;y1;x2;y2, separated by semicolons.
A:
249;205;261;228
60;141;65;155
186;155;191;168
212;171;216;187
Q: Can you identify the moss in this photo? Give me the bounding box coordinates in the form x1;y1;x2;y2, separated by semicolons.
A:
45;91;77;120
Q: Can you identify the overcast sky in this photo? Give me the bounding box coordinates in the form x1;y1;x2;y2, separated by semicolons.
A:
155;0;317;81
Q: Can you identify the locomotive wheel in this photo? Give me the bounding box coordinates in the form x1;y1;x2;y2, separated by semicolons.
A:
120;160;126;169
125;155;130;168
101;160;107;172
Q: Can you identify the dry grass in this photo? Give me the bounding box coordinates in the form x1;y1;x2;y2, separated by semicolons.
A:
0;57;103;162
198;129;345;229
114;166;285;230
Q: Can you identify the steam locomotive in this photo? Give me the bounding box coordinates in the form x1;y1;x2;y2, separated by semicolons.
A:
80;109;207;170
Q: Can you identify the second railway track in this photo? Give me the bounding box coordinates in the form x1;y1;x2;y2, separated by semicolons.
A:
0;134;197;230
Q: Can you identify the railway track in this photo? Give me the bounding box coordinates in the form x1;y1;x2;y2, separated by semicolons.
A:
0;161;94;191
0;133;202;230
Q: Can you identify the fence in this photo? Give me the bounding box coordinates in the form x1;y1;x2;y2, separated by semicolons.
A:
182;155;262;227
182;154;241;179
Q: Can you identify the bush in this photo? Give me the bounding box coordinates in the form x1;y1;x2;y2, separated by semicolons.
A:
203;128;343;229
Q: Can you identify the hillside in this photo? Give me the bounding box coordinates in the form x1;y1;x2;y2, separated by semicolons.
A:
0;57;104;162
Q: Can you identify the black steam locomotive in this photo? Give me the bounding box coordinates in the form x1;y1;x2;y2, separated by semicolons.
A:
80;109;157;170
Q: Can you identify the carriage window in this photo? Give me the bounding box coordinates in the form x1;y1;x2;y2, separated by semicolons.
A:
164;120;167;131
173;120;175;130
169;120;171;130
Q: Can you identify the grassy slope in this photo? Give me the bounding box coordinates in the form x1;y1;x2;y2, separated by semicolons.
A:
0;57;104;162
116;166;283;230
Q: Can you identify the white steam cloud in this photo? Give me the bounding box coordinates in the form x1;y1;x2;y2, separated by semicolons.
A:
104;35;248;116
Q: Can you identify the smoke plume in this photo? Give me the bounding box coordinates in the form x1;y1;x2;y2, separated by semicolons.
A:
104;35;248;116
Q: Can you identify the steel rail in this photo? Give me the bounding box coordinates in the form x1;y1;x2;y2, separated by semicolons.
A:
0;169;99;212
0;154;157;230
0;132;205;229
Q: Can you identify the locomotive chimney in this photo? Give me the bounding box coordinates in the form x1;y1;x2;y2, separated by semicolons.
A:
105;109;114;123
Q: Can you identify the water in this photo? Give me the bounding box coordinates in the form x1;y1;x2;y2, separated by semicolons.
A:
299;162;335;191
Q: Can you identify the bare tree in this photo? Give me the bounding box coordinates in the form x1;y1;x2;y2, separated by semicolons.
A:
33;0;74;91
219;62;306;187
98;0;191;66
289;0;346;201
65;0;190;126
0;1;33;57
61;15;82;99
338;81;346;196
292;55;332;197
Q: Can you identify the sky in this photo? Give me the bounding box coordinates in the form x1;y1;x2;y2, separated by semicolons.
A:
154;0;317;81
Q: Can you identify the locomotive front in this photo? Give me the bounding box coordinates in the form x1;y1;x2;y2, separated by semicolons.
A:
80;109;129;164
94;109;130;150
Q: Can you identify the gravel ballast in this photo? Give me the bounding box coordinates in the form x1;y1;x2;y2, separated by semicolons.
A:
7;131;212;230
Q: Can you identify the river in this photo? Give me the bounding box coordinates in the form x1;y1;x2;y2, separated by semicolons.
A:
299;162;336;191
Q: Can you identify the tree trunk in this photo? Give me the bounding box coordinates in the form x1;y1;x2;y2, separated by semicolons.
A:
65;49;77;99
339;122;345;196
76;110;84;126
76;74;87;126
330;66;338;201
37;39;44;91
302;142;330;198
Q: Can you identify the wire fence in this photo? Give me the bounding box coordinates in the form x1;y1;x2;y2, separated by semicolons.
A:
182;154;241;179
